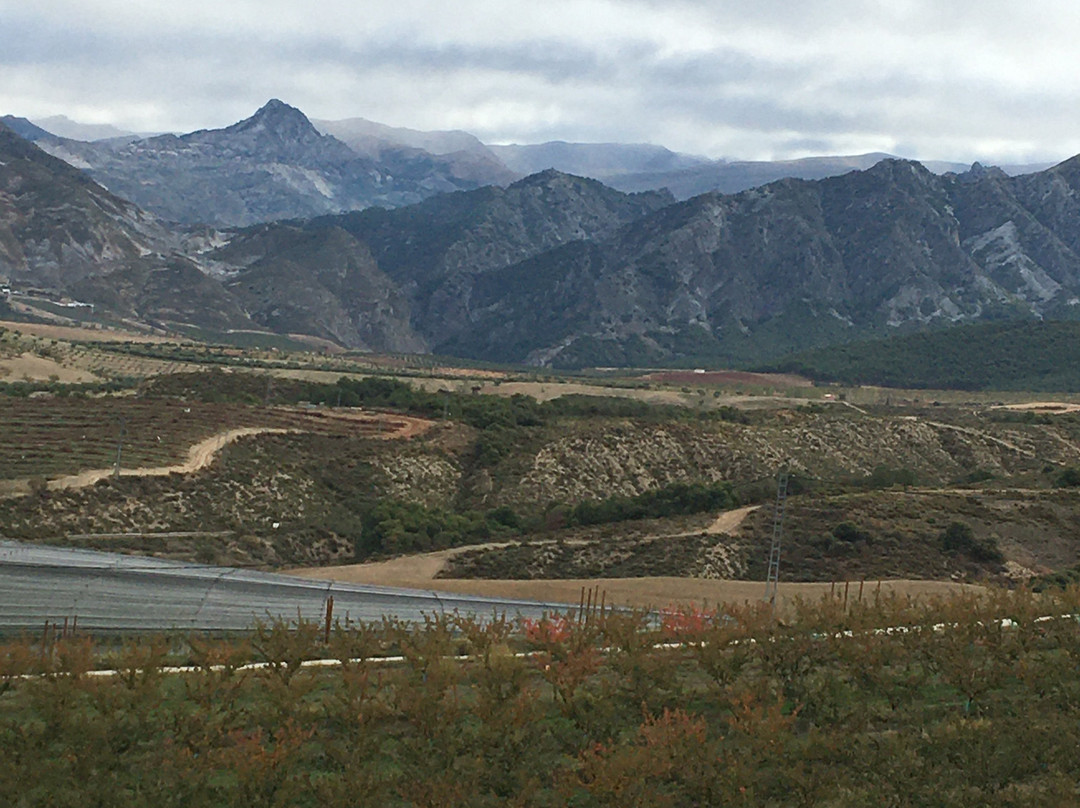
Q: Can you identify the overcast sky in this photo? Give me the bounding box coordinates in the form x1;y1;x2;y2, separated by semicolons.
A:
2;0;1079;163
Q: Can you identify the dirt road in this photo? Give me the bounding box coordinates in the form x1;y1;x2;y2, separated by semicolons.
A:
0;412;433;498
704;505;760;535
45;427;296;491
290;506;762;587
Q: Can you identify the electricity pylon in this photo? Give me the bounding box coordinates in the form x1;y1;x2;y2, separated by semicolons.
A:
763;467;789;606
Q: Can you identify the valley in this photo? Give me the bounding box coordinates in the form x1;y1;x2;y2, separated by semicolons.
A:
2;320;1080;610
6;98;1080;611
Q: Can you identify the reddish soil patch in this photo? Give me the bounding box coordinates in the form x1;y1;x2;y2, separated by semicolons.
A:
642;370;812;387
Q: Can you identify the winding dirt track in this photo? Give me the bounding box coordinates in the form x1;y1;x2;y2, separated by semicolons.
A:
290;505;765;588
703;505;760;535
47;427;296;491
0;414;432;497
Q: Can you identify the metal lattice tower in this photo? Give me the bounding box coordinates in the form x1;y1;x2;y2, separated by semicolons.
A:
763;468;789;606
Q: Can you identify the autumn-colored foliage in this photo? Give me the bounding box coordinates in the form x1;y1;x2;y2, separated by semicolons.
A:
2;588;1080;805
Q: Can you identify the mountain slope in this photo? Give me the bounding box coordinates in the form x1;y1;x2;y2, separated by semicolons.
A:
433;158;1080;367
0;122;251;329
9;119;1080;374
216;170;674;349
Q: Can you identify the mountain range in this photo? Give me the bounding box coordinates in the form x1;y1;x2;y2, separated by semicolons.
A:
5;101;1056;229
4;103;1080;369
3;101;521;227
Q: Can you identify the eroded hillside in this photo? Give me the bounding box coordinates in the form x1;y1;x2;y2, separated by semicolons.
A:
5;380;1080;581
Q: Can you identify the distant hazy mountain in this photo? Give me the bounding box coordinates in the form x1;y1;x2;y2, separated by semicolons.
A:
494;146;1058;201
314;116;517;188
315;117;488;156
603;153;906;198
488;141;710;180
609;154;1062;201
32;115;139;142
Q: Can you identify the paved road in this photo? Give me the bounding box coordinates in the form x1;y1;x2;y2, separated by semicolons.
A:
0;542;570;632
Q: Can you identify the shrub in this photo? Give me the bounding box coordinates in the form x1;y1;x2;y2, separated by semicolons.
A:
1055;467;1080;488
568;482;737;527
831;522;871;544
940;521;1003;564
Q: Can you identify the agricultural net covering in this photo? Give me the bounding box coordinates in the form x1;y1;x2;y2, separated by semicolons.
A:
0;541;565;632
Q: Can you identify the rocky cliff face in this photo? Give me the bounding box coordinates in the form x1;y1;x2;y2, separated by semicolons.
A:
11;114;1080;367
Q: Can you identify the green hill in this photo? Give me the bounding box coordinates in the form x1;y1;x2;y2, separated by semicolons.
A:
763;320;1080;391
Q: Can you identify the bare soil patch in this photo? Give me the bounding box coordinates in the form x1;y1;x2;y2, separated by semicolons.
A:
995;401;1080;414
704;505;760;535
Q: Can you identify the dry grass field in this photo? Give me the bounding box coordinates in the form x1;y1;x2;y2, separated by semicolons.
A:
0;352;100;383
0;319;170;343
286;558;977;611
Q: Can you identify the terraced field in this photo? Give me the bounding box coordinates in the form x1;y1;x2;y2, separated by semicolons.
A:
0;398;417;483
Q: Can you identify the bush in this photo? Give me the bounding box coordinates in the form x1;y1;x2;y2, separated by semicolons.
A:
865;465;918;489
831;522;871;544
568;482;737;527
1055;467;1080;488
940;521;1003;564
356;501;520;559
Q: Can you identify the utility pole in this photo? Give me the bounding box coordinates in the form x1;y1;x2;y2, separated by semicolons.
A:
763;467;789;607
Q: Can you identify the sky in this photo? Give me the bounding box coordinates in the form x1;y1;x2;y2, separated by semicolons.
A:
2;0;1079;164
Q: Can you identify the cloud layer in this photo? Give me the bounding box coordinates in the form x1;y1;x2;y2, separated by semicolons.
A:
2;0;1079;162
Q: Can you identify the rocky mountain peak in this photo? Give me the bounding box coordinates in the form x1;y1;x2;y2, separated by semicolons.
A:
509;167;584;188
861;157;934;181
220;99;325;147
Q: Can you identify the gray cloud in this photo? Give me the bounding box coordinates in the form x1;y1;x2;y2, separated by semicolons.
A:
2;0;1079;163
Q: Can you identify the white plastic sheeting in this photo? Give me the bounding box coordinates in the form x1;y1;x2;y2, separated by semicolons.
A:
0;541;568;632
